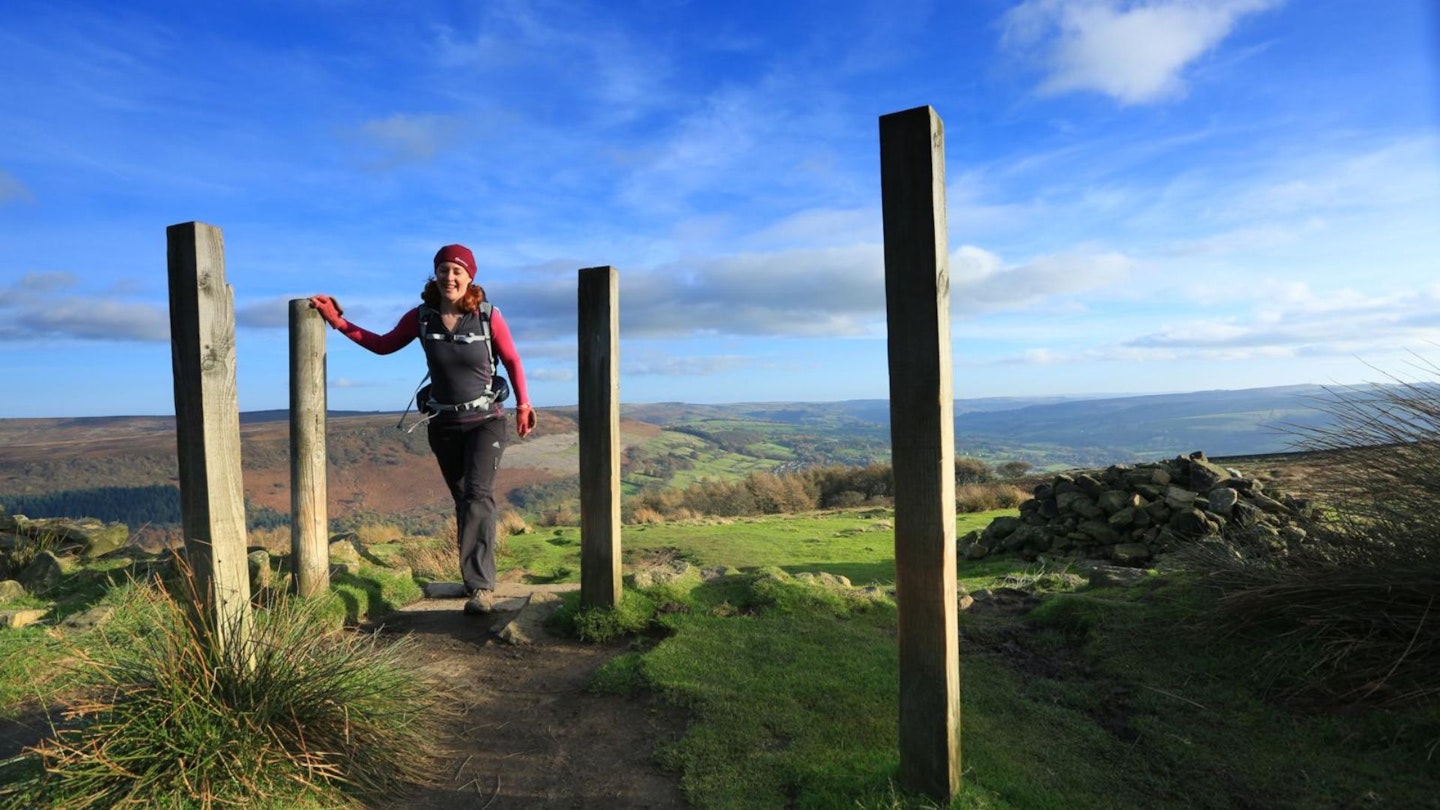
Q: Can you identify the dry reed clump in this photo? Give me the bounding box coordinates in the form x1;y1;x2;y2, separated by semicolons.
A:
956;483;1032;513
627;506;666;525
498;509;531;537
398;537;459;581
1190;364;1440;710
536;507;577;527
3;573;449;809
354;521;405;547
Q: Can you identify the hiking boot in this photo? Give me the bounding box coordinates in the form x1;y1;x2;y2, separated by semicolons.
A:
463;591;495;615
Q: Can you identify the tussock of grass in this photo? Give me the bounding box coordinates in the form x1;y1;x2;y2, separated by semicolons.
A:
3;580;448;809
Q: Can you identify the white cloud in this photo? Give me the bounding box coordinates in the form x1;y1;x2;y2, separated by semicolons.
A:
1002;0;1283;104
952;246;1135;313
0;272;168;342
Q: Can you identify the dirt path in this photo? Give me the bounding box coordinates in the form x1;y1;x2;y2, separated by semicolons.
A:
369;583;688;810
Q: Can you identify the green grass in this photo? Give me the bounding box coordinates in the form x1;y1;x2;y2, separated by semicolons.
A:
1;576;445;809
502;508;1007;587
557;532;1439;809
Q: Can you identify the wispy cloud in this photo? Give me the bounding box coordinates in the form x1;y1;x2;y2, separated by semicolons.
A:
350;113;469;168
0;170;34;204
1002;0;1284;104
952;245;1135;312
0;272;167;342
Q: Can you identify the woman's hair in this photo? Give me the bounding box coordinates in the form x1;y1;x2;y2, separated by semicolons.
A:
421;279;486;311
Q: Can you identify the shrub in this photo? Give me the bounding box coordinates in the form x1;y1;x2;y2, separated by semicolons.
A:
627;506;666;525
5;579;447;808
954;456;992;485
498;509;530;537
1188;366;1440;709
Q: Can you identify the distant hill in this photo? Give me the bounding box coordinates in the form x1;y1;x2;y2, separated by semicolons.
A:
622;384;1341;466
0;384;1355;529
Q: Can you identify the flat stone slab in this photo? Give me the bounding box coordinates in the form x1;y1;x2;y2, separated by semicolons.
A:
423;581;468;599
0;609;49;630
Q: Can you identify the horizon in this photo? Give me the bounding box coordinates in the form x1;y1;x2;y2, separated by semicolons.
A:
0;380;1347;422
2;2;1437;418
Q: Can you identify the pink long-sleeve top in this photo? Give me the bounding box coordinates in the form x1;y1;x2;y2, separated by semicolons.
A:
331;305;530;411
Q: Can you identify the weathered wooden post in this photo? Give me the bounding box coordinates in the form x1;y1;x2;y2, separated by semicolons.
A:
879;105;961;800
577;265;622;608
167;221;254;655
289;299;329;597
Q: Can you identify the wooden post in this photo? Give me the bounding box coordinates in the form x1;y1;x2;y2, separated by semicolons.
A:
577;265;622;608
167;221;254;656
289;299;329;597
879;105;961;800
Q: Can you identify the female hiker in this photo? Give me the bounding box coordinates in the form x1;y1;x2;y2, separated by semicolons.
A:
308;244;536;615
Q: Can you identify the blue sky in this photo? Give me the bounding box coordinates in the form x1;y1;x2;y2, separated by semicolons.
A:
1;0;1436;418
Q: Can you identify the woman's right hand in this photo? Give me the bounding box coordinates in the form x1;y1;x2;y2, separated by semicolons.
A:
308;295;346;329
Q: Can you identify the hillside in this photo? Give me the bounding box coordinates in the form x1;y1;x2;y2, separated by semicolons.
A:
0;384;1348;529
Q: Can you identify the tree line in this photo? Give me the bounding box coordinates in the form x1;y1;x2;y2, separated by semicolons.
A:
1;485;291;532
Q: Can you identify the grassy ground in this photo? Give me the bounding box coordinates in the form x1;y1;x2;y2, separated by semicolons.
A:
504;508;1005;587
537;510;1438;809
5;509;1435;808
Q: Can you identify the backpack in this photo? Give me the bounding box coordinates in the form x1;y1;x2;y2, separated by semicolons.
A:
397;301;510;432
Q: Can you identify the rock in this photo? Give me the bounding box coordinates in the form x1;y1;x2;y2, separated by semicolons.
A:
1075;474;1106;497
0;580;25;602
424;581;467;598
1252;493;1290;515
631;561;695;590
1280;525;1308;544
15;518;128;560
982;516;1023;543
18;551;64;595
965;542;991;560
1169;508;1211;538
498;591;563;646
958;593;975;611
1108;507;1137;528
1164;486;1198;510
1187;457;1232;491
1206;487;1239;516
1111;543;1152;565
248;550;272;590
1008;525;1052;553
1098;490;1140;514
1077;520;1120;546
60;605;116;631
0;609;48;630
328;539;361;565
815;572;851;588
1088;566;1148;588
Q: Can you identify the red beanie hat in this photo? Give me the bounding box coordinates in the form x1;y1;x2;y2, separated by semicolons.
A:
434;244;477;279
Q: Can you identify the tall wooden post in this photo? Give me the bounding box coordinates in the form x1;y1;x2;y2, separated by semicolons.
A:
289;299;329;597
577;265;622;608
880;105;961;800
167;221;254;656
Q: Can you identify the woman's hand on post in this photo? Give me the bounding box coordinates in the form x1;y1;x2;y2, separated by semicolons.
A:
516;404;537;438
307;295;345;329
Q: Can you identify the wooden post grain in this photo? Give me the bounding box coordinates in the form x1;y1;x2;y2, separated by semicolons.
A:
167;221;254;657
879;105;961;800
289;299;329;597
577;265;622;608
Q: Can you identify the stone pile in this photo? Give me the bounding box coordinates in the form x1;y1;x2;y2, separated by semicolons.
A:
962;451;1316;566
